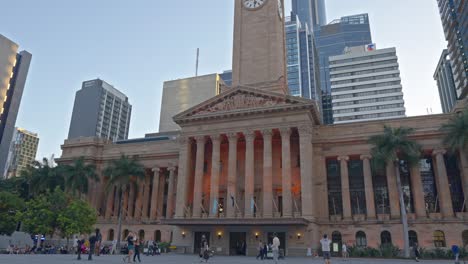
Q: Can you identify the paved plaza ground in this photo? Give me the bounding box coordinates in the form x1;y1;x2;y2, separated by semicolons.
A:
0;254;461;264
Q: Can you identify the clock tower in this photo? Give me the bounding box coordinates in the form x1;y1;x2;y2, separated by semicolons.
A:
231;0;288;95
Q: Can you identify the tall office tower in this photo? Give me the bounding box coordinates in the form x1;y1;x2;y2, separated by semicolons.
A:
329;46;406;124
4;127;39;178
0;35;32;179
437;0;468;99
285;15;321;102
292;0;327;32
159;73;224;132
434;49;458;113
315;14;373;123
219;70;233;87
68;79;132;141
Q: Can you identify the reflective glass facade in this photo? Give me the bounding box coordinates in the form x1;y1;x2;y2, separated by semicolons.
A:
292;0;327;33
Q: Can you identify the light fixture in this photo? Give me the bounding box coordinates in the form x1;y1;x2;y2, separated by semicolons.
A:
217;231;222;239
297;233;302;240
255;232;259;240
181;231;186;238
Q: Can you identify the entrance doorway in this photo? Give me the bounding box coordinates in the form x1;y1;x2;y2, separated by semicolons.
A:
194;232;210;254
268;232;286;257
229;232;247;256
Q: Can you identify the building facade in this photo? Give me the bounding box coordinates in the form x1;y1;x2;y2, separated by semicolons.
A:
434;49;458;113
0;34;32;179
315;14;373;124
291;0;327;32
437;0;468;99
159;74;223;132
330;46;406;124
68;79;132;141
4;127;39;178
58;1;468;257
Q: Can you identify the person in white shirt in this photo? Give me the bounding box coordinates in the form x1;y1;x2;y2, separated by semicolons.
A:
111;239;117;255
320;234;332;264
342;243;348;259
272;234;280;264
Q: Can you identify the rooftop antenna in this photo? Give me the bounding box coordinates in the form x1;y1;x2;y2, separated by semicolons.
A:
195;48;200;77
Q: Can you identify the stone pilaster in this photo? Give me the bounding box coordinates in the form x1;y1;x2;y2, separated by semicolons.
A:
209;135;221;218
175;137;191;219
338;156;352;219
361;155;376;219
262;129;273;218
127;183;136;218
105;185;115;219
433;149;454;218
244;130;256;218
150;167;161;219
386;161;401;218
142;173;151;219
459;151;468;212
409;164;426;218
280;127;292;218
166;167;176;219
193;136;206;218
298;125;313;219
227;132;238;218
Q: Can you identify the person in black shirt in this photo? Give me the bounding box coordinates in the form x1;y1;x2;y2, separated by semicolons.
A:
76;235;85;260
88;234;97;260
124;232;135;263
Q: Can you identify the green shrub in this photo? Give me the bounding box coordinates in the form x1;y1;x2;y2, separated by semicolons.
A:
379;244;400;258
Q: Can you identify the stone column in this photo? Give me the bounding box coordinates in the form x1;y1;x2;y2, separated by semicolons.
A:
122;188;129;218
409;164;426;218
244;130;255;218
280;128;293;218
338;156;352;219
386;161;401;218
166;167;176;219
128;183;136;218
262;129;273;218
175;137;191;219
361;155;376;219
298;126;314;219
192;136;206;218
150;167;160;220
105;185;115;219
157;173;165;218
113;185;120;218
209;135;221;218
459;151;468;211
142;173;151;219
227;132;238;218
433;149;454;217
134;181;143;220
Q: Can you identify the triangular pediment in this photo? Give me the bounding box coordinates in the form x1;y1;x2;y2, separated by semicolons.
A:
173;86;321;125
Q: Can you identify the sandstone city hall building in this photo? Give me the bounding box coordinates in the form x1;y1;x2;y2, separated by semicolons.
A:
58;0;468;256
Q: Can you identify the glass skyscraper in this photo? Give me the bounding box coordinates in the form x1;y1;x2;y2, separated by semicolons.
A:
292;0;327;32
315;14;373;123
437;0;468;99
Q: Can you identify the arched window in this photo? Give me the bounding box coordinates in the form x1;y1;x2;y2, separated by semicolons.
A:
139;230;145;241
356;231;367;247
433;230;446;248
409;231;418;247
380;231;392;245
463;230;468;247
122;229;129;241
154;230;162;242
108;229;115;241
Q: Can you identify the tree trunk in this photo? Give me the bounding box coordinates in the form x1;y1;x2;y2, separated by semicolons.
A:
394;160;410;258
116;187;124;253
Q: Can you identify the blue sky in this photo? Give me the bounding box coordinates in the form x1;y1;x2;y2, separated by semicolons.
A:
0;0;446;159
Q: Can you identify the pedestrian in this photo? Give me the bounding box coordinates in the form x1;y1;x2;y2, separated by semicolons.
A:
133;237;141;263
320;234;332;264
111;239;117;255
124;232;135;263
77;235;85;260
272;233;280;264
88;233;97;260
73;236;78;254
263;243;268;260
256;240;263;260
95;229;102;256
414;242;421;262
452;245;460;264
342;243;348;259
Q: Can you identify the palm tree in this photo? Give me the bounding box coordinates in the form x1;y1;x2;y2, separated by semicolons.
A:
441;109;468;152
20;158;64;197
103;155;145;251
62;157;99;199
369;125;421;258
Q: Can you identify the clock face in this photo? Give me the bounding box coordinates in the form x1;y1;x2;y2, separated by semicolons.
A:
243;0;266;9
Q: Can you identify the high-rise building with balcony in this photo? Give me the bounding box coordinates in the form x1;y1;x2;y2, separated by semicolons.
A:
0;35;32;178
434;49;458;113
330;46;406;124
68;79;132;141
437;0;468;98
4;127;39;178
315;14;373;124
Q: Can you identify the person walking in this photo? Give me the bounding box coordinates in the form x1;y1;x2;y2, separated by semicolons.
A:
414;242;421;262
342;243;348;260
256;240;263;260
88;233;97;260
124;232;135;263
320;234;332;264
73;236;78;254
95;229;102;256
263;243;268;260
452;245;460;264
272;234;280;264
76;235;85;260
111;239;117;255
133;237;141;263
